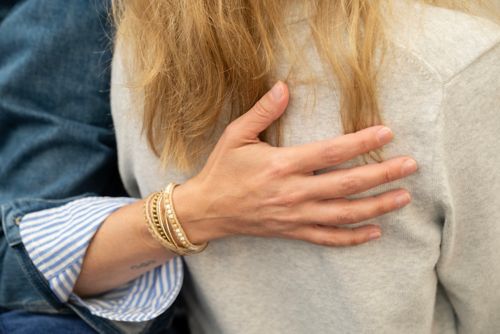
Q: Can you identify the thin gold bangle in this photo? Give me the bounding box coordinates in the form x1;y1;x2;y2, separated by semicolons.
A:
164;183;208;254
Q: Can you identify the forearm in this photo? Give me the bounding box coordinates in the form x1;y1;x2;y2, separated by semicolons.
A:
73;199;176;297
73;180;221;297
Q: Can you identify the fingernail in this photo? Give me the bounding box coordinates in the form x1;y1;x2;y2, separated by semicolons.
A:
271;81;284;101
368;230;381;241
395;192;411;208
401;159;418;175
376;127;393;144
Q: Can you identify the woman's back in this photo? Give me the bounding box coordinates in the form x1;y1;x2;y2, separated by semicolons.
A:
111;2;500;333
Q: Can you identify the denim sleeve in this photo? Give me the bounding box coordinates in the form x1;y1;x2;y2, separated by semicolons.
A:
0;0;125;202
0;0;123;311
19;197;183;322
0;2;182;331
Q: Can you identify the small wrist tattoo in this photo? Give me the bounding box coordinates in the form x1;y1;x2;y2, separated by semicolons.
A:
130;260;156;270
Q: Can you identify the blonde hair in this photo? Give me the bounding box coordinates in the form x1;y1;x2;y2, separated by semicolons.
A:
112;0;498;172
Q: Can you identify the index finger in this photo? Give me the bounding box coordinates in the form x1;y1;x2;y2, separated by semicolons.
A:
281;126;394;173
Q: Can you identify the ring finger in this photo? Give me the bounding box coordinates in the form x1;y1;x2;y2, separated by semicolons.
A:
301;188;411;226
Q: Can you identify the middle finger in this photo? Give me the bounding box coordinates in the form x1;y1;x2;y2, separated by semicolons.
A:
299;156;417;200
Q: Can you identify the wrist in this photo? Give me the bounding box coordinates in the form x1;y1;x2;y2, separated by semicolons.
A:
172;179;225;244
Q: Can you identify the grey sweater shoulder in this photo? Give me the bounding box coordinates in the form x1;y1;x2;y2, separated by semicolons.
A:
111;2;500;333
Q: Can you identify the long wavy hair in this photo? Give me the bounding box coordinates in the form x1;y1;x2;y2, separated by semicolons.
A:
112;0;498;171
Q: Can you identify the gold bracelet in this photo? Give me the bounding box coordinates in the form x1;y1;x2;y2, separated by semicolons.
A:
163;182;208;254
144;192;180;254
157;190;182;251
143;183;208;255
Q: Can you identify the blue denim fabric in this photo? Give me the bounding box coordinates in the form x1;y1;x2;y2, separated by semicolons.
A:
0;308;96;334
0;1;178;333
0;1;17;23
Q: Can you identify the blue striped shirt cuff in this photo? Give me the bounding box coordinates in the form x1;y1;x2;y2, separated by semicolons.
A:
19;197;183;322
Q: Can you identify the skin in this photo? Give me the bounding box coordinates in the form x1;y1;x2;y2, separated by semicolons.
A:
74;82;418;297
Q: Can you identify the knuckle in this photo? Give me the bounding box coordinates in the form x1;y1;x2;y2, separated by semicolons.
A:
334;232;361;247
274;192;302;208
266;219;290;234
382;195;396;213
351;232;366;245
321;232;344;247
339;175;361;194
253;101;271;120
345;234;362;246
283;210;303;225
267;211;301;230
318;237;336;247
267;156;293;178
370;196;391;216
335;207;357;225
382;167;394;183
310;228;336;247
359;135;374;153
322;145;343;165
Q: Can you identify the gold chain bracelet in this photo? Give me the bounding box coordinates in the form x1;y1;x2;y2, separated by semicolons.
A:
144;192;180;254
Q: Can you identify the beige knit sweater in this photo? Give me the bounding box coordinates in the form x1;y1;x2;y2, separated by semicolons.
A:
111;2;500;333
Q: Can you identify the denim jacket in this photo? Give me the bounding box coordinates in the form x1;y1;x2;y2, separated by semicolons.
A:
0;1;175;333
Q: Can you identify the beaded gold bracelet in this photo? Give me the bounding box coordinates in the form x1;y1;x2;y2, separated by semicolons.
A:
163;183;208;254
144;183;208;255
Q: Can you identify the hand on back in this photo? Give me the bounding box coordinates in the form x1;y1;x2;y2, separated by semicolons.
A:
176;82;417;247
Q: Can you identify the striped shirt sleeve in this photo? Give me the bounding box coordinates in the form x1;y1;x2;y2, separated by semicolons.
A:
18;197;183;322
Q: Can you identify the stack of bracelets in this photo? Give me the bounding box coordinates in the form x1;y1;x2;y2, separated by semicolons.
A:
144;182;208;255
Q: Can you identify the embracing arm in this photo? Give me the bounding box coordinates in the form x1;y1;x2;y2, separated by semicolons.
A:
71;199;175;297
0;0;124;311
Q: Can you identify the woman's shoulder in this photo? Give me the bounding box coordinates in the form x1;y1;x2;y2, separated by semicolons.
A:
388;1;500;83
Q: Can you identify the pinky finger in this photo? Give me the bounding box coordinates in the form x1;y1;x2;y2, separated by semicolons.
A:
286;224;382;247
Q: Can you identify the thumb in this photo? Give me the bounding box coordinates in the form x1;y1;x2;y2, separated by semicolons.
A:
230;81;289;141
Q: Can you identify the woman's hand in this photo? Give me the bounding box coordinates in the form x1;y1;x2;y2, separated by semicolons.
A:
175;82;418;247
74;81;417;297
